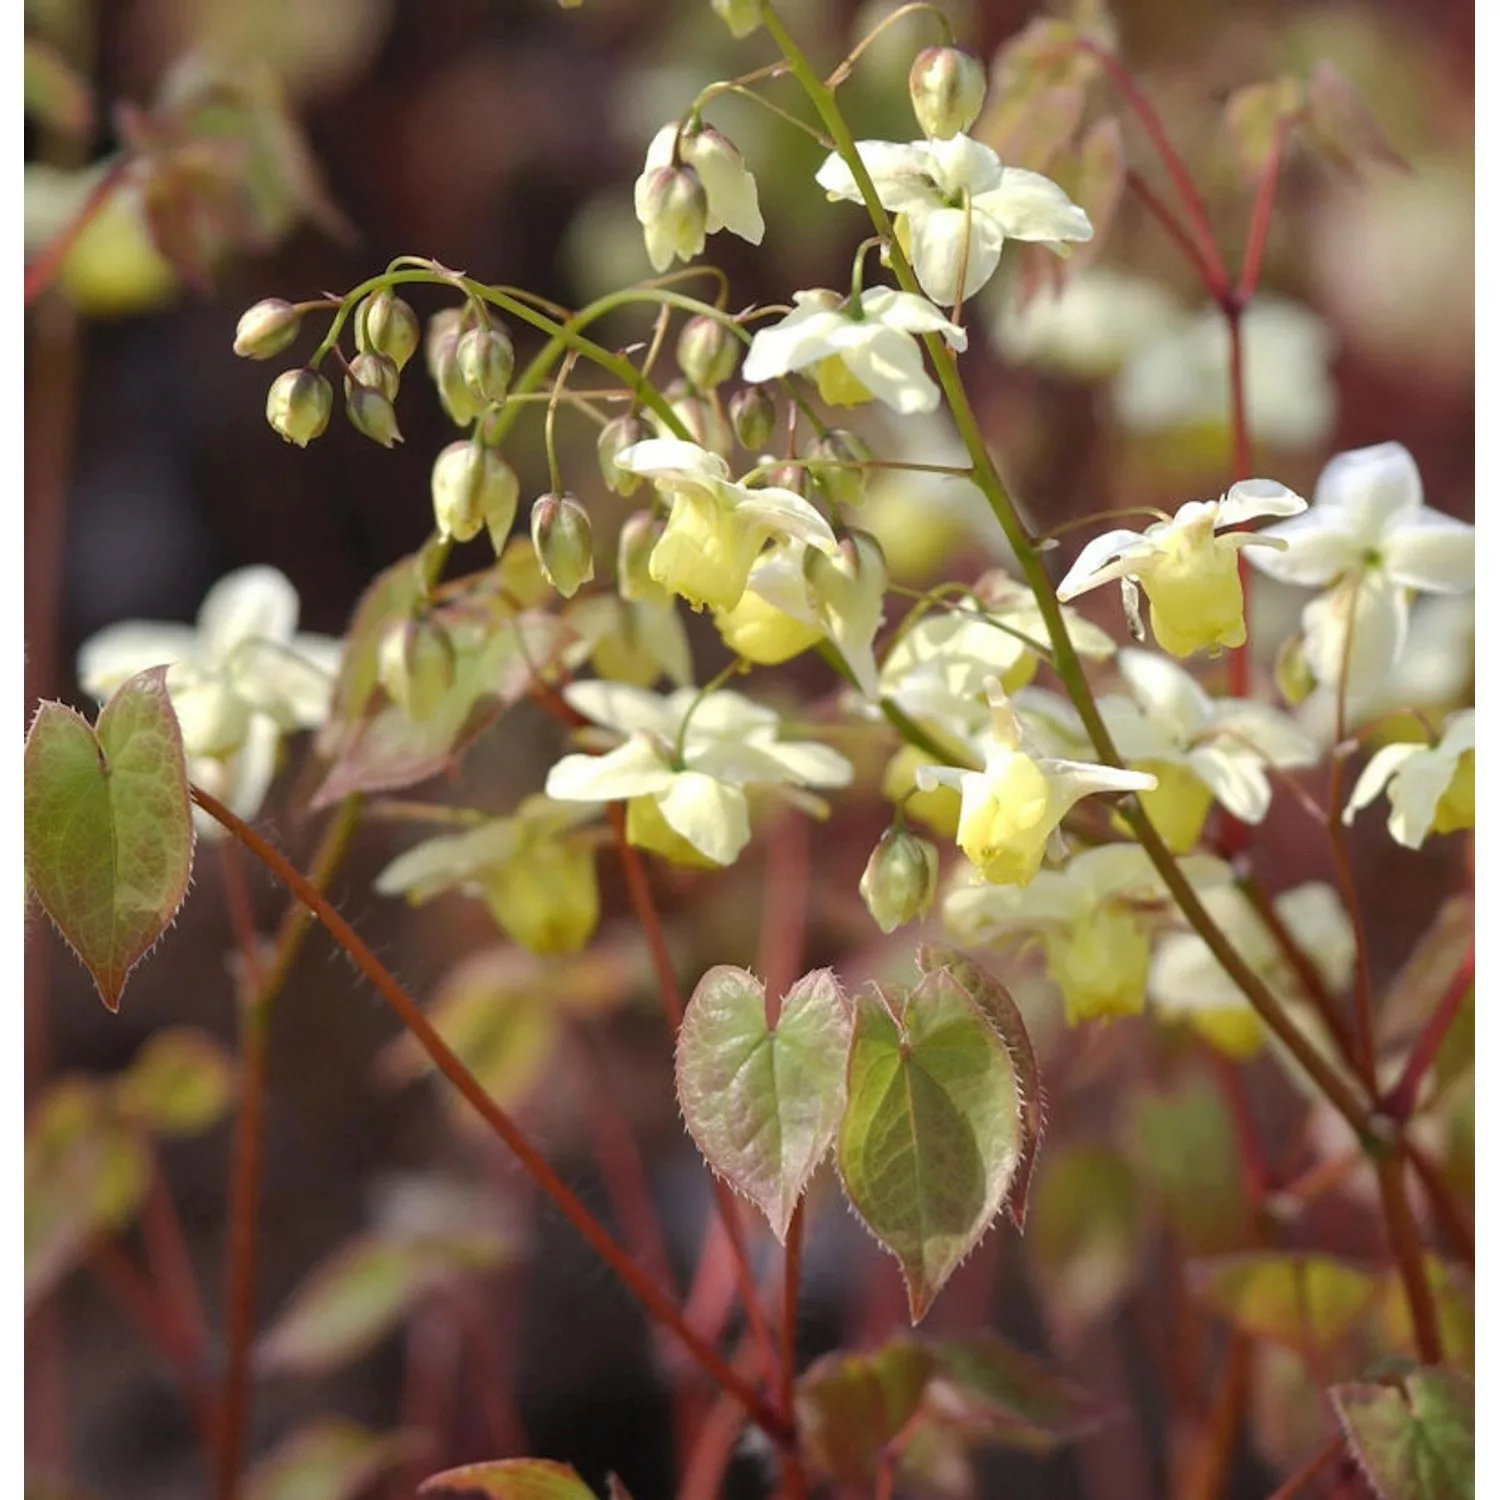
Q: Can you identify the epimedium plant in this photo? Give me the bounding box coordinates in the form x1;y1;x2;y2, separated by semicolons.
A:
23;3;1475;1499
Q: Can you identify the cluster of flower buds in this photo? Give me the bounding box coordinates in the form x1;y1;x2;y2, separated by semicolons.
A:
425;304;516;427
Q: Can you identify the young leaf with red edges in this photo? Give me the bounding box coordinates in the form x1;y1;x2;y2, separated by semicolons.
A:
419;1459;597;1499
837;970;1023;1322
24;666;194;1011
796;1337;935;1485
1330;1368;1473;1500
114;1025;237;1138
675;966;852;1242
1188;1253;1381;1359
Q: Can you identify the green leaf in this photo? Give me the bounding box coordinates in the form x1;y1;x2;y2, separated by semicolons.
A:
916;946;1043;1227
1190;1253;1381;1358
837;971;1023;1322
925;1332;1113;1451
115;1026;237;1138
24;37;93;138
419;1459;597;1499
258;1233;512;1376
1028;1144;1145;1341
675;966;852;1241
1303;61;1407;179
1223;76;1306;183
24;667;195;1011
1330;1368;1473;1500
25;1078;152;1304
796;1338;934;1484
244;1419;416;1500
1126;1071;1250;1253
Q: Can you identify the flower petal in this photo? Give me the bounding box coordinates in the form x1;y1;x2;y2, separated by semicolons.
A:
1342;741;1421;825
657;771;751;864
1246;510;1363;585
545;736;676;801
1055;528;1149;600
1116;648;1212;741
76;621;202;699
974;165;1093;245
905;204;1005;304
1382;510;1475;594
197;566;300;659
1312;441;1425;541
1216;478;1308;526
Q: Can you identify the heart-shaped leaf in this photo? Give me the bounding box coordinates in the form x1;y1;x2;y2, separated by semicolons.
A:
676;966;852;1241
115;1026;237;1138
258;1232;512;1376
1330;1368;1473;1500
244;1418;417;1500
1189;1253;1381;1358
419;1459;596;1499
838;969;1023;1321
796;1338;935;1484
917;945;1044;1227
25;667;194;1010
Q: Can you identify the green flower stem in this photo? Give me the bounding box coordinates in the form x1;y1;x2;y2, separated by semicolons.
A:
762;2;1374;1140
190;783;791;1448
827;1;953;89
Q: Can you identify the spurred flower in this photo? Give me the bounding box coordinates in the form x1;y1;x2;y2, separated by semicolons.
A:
1343;710;1475;849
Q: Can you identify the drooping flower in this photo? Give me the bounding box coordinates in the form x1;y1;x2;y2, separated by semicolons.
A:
613;438;837;613
76;566;341;834
1096;648;1319;851
742;287;966;415
374;796;603;955
544;681;852;868
915;677;1156;887
634;123;764;272
1246;442;1474;702
946;844;1234;1025
1343;710;1475;849
816;136;1093;305
1056;481;1308;658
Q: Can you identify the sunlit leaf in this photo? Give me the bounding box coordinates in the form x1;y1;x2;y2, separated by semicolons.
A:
1189;1253;1381;1358
25;1078;152;1304
24;667;194;1011
115;1026;237;1138
419;1459;597;1499
244;1418;416;1500
258;1233;512;1376
837;971;1023;1321
796;1338;934;1484
1330;1368;1473;1500
675;966;852;1241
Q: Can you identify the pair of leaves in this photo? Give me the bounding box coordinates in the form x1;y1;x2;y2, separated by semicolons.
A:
25;1029;237;1305
796;1331;1111;1487
25;667;195;1011
676;948;1040;1322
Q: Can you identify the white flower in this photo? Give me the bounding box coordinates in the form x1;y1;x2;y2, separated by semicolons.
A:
634;122;763;272
1343;710;1475;849
1112;296;1337;449
742;287;966;415
544;681;852;868
76;566;341;834
1056;481;1307;658
989;269;1181;378
613;438;837;613
946;843;1233;1024
1097;648;1320;850
1247;442;1475;702
815;136;1093;305
915;677;1156;887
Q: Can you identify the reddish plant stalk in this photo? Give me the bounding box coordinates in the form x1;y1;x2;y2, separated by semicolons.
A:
141;1164;212;1362
1125;168;1223;293
1405;1140;1474;1268
779;1200;808;1500
1374;1149;1443;1364
608;808;783;1399
1385;942;1474;1121
1176;1333;1250;1500
758;810;811;1014
1237;120;1292;302
191;784;791;1445
24;154;135;307
1265;1434;1347;1500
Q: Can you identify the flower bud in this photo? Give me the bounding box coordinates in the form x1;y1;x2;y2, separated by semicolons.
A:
434;335;482;426
663;387;734;457
755;461;809;497
265;369;332;447
346;351;399;400
728;386;776;450
677;315;739;392
431;441;521;544
859;826;939;934
618;510;670;607
637;164;709;272
1274;633;1317;707
908;46;987;140
356;288;421;371
598;414;648;495
234;298;301;360
809;428;872;509
531;493;595;598
345;379;403;448
424;307;465;381
457;324;515;406
378;616;456;722
711;0;762;38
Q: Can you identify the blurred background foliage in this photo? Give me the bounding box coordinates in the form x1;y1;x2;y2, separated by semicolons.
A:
25;0;1473;1497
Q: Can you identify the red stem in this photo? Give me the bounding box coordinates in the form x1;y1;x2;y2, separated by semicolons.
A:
25;154;134;307
190;784;790;1445
757;811;811;1019
1207;1052;1269;1203
608;806;783;1401
1374;1149;1442;1364
141;1162;213;1372
1237;118;1292;302
779;1201;808;1500
1406;1140;1474;1268
1125;169;1222;293
1265;1434;1346;1500
1076;41;1228;295
1385;942;1474;1121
